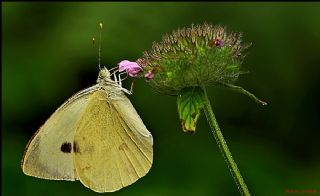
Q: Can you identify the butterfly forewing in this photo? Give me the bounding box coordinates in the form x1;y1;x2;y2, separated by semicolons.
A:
22;90;94;180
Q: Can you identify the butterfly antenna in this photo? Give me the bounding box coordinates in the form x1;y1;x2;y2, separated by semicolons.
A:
98;22;103;70
92;37;96;48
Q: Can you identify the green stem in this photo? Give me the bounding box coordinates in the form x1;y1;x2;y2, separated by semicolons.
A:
202;86;251;196
218;82;267;106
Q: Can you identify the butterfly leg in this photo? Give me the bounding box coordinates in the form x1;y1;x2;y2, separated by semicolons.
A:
113;71;119;84
108;66;120;82
129;79;136;94
106;66;132;95
117;72;128;87
107;66;119;73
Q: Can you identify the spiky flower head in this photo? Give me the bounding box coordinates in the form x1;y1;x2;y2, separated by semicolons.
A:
136;23;251;95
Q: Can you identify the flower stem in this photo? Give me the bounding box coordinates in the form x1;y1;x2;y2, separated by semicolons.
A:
202;86;251;196
218;82;267;106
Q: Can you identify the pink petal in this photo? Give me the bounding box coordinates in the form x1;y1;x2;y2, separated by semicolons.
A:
128;67;142;77
145;70;155;80
118;60;142;76
118;60;132;72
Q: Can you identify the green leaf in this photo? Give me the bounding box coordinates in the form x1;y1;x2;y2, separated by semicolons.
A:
177;87;205;133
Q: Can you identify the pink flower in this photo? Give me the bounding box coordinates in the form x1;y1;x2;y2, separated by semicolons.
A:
145;70;155;80
214;38;223;48
118;60;142;77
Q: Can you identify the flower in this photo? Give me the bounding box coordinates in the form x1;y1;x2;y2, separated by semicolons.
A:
136;23;251;95
214;38;223;48
118;60;142;77
144;70;155;80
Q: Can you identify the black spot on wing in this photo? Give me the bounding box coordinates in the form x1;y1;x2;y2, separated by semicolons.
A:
73;141;80;153
61;142;72;153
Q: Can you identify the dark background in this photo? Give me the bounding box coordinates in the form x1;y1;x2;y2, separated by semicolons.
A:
2;2;320;196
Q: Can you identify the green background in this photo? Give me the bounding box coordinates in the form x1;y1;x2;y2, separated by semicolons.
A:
2;2;320;196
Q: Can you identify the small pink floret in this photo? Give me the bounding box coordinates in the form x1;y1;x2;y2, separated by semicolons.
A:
118;60;142;77
214;38;223;48
145;70;155;80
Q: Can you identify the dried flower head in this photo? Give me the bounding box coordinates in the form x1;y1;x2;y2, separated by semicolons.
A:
136;23;251;95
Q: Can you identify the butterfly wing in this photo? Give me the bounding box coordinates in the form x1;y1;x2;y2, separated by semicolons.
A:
21;87;97;180
112;94;153;144
73;90;153;193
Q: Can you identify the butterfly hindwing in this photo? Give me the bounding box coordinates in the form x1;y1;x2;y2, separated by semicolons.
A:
73;90;153;193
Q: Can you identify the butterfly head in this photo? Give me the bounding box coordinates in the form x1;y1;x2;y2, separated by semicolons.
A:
97;67;112;83
96;67;131;95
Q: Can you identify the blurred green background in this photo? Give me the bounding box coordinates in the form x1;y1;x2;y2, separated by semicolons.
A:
2;2;320;196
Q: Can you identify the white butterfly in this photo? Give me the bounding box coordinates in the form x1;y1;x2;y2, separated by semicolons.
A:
21;67;153;193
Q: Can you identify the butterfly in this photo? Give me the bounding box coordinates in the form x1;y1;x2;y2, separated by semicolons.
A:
21;67;153;193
